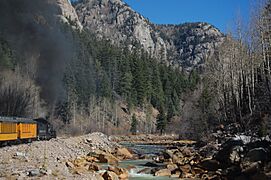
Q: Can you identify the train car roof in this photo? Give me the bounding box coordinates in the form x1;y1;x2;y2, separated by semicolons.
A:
0;116;36;124
33;118;48;123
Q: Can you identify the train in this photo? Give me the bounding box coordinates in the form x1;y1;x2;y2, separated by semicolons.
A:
0;116;56;146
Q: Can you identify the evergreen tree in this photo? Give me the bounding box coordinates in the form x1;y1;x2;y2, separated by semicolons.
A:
151;62;165;109
131;54;146;105
119;71;133;99
156;108;166;134
130;114;138;135
99;72;111;98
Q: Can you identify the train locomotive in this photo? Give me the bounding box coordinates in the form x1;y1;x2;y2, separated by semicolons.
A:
0;116;56;146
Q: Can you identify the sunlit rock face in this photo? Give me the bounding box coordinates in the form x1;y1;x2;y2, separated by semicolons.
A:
56;0;83;30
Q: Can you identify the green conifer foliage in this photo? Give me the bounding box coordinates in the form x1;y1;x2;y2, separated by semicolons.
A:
130;114;138;135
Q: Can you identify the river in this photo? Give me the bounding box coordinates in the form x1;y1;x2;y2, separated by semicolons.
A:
119;143;176;180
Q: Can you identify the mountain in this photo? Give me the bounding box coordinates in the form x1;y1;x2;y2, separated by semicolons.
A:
74;0;224;71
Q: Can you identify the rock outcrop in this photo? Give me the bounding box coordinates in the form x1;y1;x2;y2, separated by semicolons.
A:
74;0;224;71
56;0;83;29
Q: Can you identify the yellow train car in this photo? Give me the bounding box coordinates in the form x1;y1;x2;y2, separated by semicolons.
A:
0;119;18;141
18;121;37;139
0;117;37;144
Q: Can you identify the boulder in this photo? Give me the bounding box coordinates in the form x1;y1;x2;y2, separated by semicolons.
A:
88;163;100;171
198;159;220;171
163;149;179;159
245;148;268;163
172;154;181;164
182;147;193;157
215;139;244;166
179;164;191;174
171;169;182;177
166;163;178;172
119;170;129;179
116;148;133;159
223;166;242;179
170;174;180;178
242;161;261;175
102;171;119;180
229;146;242;164
98;154;119;165
154;169;171;177
108;166;128;179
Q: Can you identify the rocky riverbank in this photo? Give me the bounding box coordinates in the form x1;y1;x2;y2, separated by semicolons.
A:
134;125;271;179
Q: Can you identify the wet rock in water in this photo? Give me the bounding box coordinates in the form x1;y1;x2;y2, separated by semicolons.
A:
102;171;119;180
137;167;152;174
198;158;220;171
143;162;159;167
116;147;133;159
154;168;171;177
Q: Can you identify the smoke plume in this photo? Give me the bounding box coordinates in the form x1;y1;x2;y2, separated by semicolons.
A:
0;0;75;108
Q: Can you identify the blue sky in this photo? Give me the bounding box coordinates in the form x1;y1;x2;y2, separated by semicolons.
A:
123;0;250;32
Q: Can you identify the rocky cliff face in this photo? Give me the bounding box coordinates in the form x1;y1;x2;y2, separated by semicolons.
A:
56;0;83;29
74;0;224;71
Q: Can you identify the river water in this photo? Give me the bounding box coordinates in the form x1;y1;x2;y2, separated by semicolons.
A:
119;143;176;180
